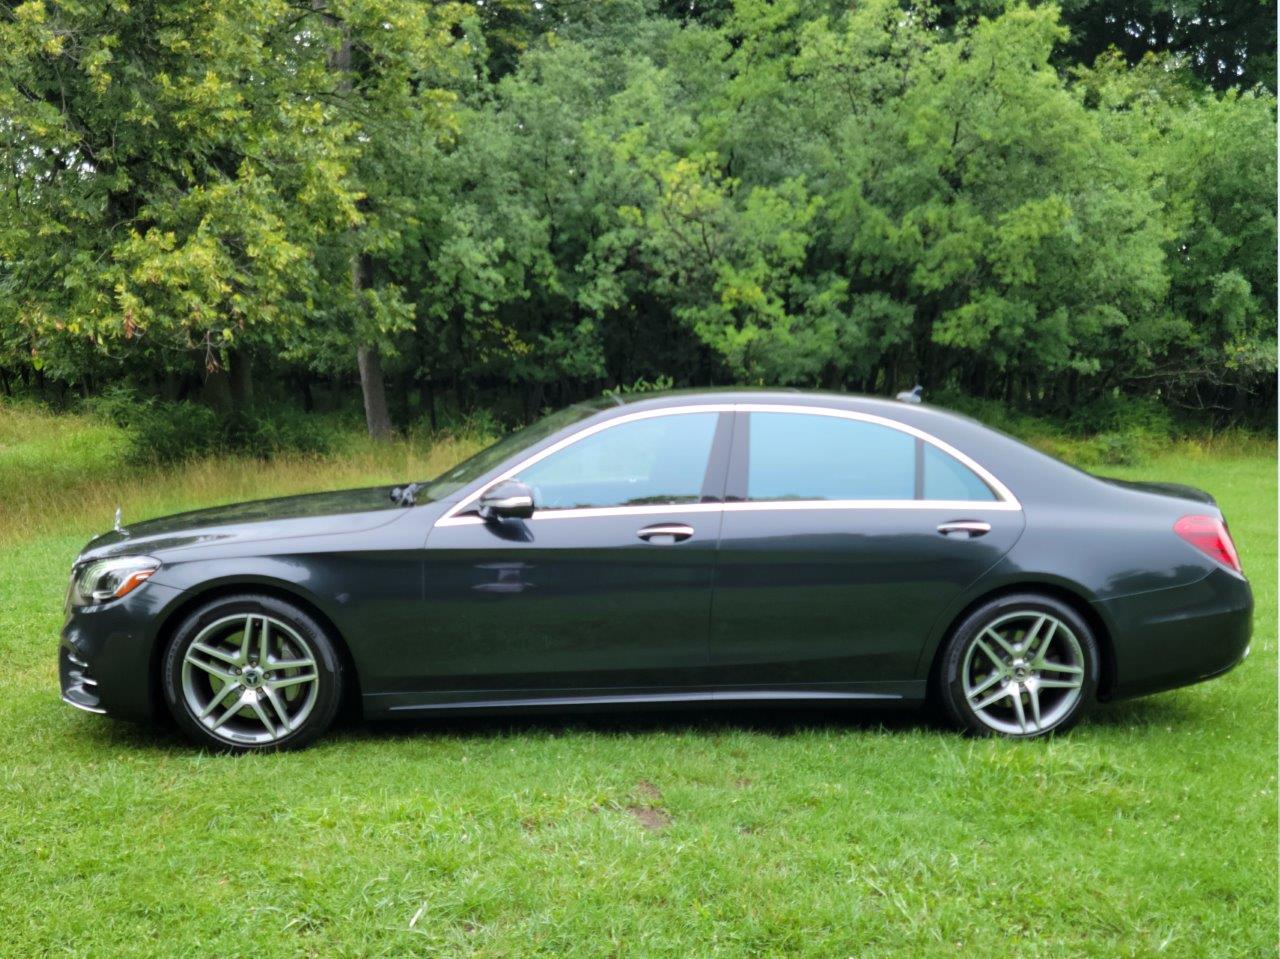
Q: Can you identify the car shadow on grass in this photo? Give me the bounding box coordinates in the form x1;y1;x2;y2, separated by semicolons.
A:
337;692;1195;745
74;691;1196;753
355;702;934;744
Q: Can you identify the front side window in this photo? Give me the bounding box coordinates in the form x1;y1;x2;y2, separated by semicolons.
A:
518;413;720;510
744;411;997;503
747;413;915;501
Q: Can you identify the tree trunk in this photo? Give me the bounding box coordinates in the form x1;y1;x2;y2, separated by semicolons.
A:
351;250;392;440
228;347;254;411
328;22;392;441
358;344;392;440
161;370;180;401
419;379;437;431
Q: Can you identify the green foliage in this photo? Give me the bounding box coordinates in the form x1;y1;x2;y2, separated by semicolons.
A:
603;375;677;399
124;401;223;465
0;0;1274;431
86;387;331;464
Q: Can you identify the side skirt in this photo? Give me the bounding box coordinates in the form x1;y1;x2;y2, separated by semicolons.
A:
364;683;925;718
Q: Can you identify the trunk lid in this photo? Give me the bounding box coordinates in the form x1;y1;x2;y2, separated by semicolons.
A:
1096;476;1218;507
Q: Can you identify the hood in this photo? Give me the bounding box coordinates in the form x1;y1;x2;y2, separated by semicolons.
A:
78;485;414;561
1096;476;1218;507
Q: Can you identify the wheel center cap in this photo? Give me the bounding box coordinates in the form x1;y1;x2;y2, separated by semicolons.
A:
1012;663;1030;680
241;667;264;689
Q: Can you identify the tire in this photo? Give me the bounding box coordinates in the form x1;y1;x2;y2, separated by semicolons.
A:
162;593;344;752
936;593;1099;739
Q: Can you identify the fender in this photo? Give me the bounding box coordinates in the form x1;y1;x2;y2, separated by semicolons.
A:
912;560;1123;682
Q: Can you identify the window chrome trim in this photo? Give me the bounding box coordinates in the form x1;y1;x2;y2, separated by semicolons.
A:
434;402;1021;528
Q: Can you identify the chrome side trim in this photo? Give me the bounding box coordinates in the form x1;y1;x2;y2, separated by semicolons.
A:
61;693;107;715
388;689;902;712
435;402;1021;528
438;499;1019;527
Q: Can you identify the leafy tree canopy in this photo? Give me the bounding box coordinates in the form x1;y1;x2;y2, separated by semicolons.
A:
0;0;1274;429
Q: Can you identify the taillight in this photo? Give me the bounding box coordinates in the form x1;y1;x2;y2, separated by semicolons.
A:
1174;514;1243;575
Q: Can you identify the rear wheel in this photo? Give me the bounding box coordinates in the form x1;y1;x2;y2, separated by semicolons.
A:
937;593;1099;738
162;594;343;752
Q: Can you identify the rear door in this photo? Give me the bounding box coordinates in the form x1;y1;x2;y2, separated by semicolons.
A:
709;408;1024;696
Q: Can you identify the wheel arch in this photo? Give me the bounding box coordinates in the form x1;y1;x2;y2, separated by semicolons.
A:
924;579;1118;702
147;578;363;721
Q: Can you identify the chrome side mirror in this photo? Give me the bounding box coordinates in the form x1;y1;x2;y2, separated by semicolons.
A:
478;479;535;521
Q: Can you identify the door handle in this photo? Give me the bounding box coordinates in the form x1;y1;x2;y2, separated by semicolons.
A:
637;523;694;544
937;521;991;538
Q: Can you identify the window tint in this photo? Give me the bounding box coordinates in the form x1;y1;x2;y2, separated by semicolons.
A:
519;413;719;510
746;413;915;501
923;443;995;501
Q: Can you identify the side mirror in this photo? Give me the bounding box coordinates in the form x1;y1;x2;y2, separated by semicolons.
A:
478;479;535;521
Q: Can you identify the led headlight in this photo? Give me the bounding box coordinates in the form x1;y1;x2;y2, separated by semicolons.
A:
71;556;160;606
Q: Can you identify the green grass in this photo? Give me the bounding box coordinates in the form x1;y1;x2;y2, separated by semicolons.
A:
0;404;1274;957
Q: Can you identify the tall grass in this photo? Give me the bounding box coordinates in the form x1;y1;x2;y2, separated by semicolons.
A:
0;402;485;546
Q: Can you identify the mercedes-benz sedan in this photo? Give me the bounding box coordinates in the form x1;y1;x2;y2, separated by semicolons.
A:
60;391;1252;750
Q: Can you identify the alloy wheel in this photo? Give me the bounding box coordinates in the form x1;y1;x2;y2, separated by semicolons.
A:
180;613;320;745
960;610;1086;735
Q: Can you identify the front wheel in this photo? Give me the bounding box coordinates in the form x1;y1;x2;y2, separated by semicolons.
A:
162;594;344;752
937;594;1099;738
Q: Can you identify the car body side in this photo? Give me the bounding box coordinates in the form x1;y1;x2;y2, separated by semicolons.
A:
60;391;1252;723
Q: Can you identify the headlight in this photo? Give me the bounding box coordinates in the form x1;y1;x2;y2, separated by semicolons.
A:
70;556;160;606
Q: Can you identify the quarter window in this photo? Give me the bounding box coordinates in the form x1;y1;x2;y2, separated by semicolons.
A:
923;443;995;501
518;413;719;510
746;413;915;501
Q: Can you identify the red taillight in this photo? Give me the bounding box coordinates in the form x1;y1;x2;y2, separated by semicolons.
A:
1174;514;1243;575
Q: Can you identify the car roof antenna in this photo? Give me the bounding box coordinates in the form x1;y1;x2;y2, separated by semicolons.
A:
896;384;924;404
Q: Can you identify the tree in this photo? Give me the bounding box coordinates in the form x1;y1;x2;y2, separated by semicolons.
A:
0;0;359;402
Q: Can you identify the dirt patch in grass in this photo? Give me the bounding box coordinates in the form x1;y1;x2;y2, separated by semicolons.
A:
627;804;672;831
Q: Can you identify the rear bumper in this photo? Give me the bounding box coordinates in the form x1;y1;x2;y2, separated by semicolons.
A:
59;582;181;722
1098;567;1253;700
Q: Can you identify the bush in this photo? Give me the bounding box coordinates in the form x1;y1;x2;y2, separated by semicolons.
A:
85;387;332;465
220;409;332;458
125;401;221;465
1064;395;1178;441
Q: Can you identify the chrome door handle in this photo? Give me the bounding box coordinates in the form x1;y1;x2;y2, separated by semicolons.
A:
637;523;694;544
937;521;991;538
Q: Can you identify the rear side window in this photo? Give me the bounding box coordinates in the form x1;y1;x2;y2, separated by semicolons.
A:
923;443;995;501
519;412;719;510
744;411;998;503
746;413;915;501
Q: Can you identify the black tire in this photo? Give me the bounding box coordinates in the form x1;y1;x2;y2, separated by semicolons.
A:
936;592;1100;739
162;593;344;752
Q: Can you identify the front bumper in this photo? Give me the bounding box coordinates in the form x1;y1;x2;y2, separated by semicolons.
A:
59;581;182;722
1099;567;1253;700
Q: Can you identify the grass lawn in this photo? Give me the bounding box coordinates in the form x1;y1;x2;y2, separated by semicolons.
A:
0;404;1274;957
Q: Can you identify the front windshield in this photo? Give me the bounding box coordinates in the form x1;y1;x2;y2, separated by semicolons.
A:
419;402;606;500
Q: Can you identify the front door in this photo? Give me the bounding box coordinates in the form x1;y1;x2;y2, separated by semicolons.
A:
402;410;732;706
710;409;1025;697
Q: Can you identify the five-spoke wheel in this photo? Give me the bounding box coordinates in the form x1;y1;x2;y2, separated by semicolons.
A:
163;595;342;751
938;594;1099;738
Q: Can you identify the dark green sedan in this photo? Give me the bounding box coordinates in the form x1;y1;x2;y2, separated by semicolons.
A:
60;390;1252;750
